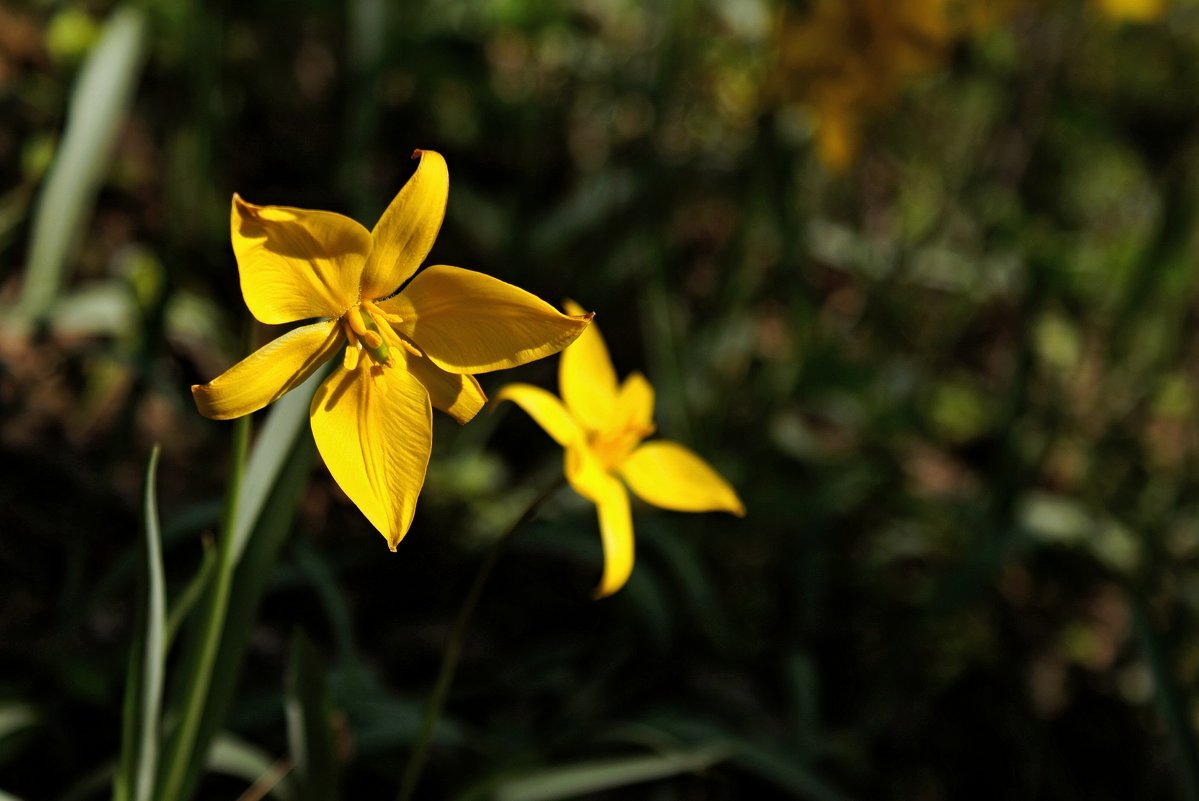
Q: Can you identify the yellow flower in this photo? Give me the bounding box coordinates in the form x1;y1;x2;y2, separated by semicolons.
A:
193;150;592;549
495;301;744;597
1094;0;1166;22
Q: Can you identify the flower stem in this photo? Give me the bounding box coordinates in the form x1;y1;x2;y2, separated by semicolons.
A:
157;415;249;801
396;474;566;801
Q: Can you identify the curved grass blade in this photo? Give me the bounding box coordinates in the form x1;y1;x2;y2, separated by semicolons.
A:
488;745;732;801
208;732;295;801
164;413;320;800
285;632;339;801
114;446;167;801
0;704;38;743
19;5;147;322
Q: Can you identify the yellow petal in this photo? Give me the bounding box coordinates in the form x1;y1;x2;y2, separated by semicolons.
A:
559;299;618;432
380;266;592;373
231;194;370;324
566;446;634;598
619;440;745;516
616;371;655;433
192;320;343;420
492;383;584;447
360;149;449;300
405;350;487;424
309;360;433;549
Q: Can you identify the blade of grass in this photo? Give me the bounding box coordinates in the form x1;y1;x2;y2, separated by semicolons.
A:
1131;590;1199;801
489;745;732;801
0;704;37;742
208;733;295;801
114;446;167;801
164;538;217;652
171;418;320;799
285;632;339;801
157;417;250;801
230;367;327;563
18;5;147;322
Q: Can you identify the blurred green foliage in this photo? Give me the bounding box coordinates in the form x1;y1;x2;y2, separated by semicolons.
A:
5;0;1199;798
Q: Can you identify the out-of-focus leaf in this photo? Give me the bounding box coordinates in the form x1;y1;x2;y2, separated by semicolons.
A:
0;789;27;801
0;705;37;742
490;745;732;801
114;446;167;801
18;5;147;322
46;281;137;338
730;738;853;801
1132;592;1199;801
285;632;339;801
207;732;295;801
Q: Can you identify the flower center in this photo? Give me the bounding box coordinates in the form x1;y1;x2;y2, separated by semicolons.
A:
340;300;415;370
587;427;643;470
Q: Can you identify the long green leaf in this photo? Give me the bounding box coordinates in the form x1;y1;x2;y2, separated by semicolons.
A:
0;705;37;742
230;367;328;563
1132;591;1199;801
169;420;319;800
207;733;295;801
491;746;732;801
19;5;147;321
286;632;339;801
114;446;167;801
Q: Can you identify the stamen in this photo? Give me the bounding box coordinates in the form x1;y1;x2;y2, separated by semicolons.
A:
347;304;390;365
364;299;404;325
343;345;360;370
346;306;371;338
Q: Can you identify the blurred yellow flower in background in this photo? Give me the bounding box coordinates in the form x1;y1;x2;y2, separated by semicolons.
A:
1094;0;1167;22
193;150;592;549
773;0;997;170
496;301;744;597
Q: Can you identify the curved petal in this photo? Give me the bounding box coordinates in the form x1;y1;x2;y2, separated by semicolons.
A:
619;440;745;516
380;266;592;373
405;350;487;424
309;360;433;550
559;299;619;433
192;320;343;420
616;371;655;434
361;149;449;299
492;383;584;447
231;194;370;324
566;446;634;598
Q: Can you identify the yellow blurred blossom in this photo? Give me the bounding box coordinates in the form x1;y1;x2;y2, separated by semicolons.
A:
1093;0;1167;22
773;0;997;170
495;301;744;597
193;150;592;549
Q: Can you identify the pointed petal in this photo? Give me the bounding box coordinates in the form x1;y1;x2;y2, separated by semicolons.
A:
406;350;487;424
493;383;584;447
309;360;433;549
360;149;449;299
231;194;370;324
566;446;634;597
620;440;745;516
616;371;655;433
559;299;619;432
380;266;592;373
192;320;343;420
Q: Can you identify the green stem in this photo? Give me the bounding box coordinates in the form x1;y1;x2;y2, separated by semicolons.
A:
158;415;250;800
396;475;566;801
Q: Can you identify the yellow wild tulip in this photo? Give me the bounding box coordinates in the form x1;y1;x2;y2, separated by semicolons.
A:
193;150;592;549
495;301;744;597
